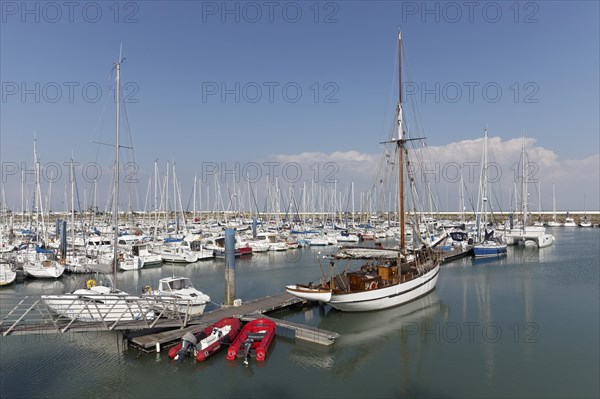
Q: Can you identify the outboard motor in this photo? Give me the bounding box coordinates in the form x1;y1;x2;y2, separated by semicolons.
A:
242;338;254;365
174;332;197;362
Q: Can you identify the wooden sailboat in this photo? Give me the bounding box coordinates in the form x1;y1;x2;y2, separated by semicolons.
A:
286;33;440;312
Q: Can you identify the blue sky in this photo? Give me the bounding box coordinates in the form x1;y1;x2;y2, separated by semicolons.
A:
1;1;598;213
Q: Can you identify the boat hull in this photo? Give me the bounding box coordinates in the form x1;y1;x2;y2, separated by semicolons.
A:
327;264;440;312
536;234;555;248
285;285;332;302
0;262;17;286
473;244;507;258
24;261;65;278
150;277;211;316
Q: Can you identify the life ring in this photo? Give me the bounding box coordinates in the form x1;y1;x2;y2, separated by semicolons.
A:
86;279;97;289
368;281;378;290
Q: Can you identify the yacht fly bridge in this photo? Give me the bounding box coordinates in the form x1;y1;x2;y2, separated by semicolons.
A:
0;293;206;336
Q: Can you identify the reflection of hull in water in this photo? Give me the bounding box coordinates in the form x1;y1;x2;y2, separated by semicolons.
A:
288;292;443;370
23;279;65;294
472;255;508;266
324;290;443;346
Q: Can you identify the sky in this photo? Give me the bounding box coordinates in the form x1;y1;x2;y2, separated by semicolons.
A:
1;1;599;214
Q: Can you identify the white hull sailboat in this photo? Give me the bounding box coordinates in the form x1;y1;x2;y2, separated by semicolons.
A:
24;259;65;279
472;128;507;258
505;134;554;248
0;260;17;286
42;52;153;323
286;33;440;312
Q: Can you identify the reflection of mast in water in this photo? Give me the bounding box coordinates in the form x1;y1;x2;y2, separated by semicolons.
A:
398;291;450;396
474;267;496;381
522;254;535;360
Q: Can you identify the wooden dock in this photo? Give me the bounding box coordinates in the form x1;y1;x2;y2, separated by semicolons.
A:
127;292;339;351
439;245;474;264
241;313;339;346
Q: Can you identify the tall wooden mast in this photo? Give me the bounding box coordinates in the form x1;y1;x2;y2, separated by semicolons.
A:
397;32;405;254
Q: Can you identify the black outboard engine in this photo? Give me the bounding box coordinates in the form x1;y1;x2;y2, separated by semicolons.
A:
242;338;254;365
175;332;198;362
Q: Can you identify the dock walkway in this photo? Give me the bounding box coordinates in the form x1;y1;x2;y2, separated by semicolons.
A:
128;292;339;351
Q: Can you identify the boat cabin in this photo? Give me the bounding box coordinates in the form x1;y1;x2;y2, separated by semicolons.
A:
159;277;194;292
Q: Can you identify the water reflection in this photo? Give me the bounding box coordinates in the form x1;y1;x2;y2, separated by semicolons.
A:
287;291;446;372
21;278;65;295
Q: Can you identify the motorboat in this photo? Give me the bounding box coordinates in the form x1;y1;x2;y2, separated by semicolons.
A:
144;276;210;316
168;317;242;362
226;318;276;364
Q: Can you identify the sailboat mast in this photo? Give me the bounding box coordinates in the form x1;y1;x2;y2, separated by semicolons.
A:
70;158;75;260
113;57;122;283
481;128;488;239
552;183;556;221
397;32;405;254
520;132;528;228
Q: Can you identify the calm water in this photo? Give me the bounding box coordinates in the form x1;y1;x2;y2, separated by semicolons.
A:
1;228;598;398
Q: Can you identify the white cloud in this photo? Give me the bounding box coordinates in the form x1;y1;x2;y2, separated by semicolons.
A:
270;136;599;211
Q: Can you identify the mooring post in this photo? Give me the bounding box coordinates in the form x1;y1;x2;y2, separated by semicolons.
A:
60;220;67;260
224;228;236;306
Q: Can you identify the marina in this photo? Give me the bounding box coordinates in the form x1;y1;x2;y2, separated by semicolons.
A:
0;228;598;398
1;3;598;398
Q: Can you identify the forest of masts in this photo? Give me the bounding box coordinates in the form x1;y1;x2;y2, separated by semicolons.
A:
1;158;463;229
